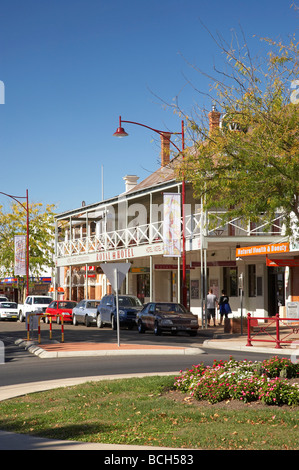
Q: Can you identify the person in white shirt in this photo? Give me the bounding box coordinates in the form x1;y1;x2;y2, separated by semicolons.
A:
206;288;218;327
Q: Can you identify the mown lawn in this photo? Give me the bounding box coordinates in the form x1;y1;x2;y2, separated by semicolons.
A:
0;375;298;450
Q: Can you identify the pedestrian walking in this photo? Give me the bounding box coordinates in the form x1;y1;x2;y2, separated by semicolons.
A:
206;288;218;327
219;289;231;325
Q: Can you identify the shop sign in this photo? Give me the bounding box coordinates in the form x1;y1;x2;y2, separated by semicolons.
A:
131;267;150;273
236;243;289;257
1;277;18;283
286;302;299;323
155;264;194;270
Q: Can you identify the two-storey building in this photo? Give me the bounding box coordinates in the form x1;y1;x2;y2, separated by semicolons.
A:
54;107;299;321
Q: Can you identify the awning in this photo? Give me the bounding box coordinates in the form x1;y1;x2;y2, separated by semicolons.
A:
266;257;299;267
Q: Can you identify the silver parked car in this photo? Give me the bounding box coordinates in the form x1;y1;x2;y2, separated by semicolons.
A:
72;299;101;327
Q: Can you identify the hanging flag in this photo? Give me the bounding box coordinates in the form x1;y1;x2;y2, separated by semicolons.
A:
163;193;181;257
14;235;26;276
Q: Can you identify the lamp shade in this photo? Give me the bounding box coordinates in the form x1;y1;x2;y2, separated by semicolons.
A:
113;126;128;137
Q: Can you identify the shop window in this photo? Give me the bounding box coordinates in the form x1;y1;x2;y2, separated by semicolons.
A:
248;264;256;297
223;267;238;297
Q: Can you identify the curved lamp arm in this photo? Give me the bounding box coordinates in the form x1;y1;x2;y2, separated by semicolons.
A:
113;116;184;155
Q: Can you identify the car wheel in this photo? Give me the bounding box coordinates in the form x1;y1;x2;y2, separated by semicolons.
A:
56;316;60;324
111;315;117;330
137;320;145;333
18;312;24;322
85;315;91;327
45;315;49;324
96;314;103;328
73;314;78;326
154;322;161;336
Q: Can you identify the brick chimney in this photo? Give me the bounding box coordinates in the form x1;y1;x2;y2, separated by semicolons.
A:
123;175;139;192
160;132;171;167
208;105;221;134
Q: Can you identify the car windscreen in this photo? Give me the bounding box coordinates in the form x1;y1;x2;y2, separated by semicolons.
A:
59;302;77;309
118;296;142;307
0;302;17;308
33;298;52;304
86;301;99;308
155;303;187;313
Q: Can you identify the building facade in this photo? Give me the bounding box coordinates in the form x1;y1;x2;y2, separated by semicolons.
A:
54;109;299;321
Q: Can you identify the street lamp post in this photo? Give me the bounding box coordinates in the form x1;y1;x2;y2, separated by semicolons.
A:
0;190;29;296
113;116;187;307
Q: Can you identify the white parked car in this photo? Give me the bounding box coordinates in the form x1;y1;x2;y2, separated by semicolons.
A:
18;295;53;322
0;301;19;321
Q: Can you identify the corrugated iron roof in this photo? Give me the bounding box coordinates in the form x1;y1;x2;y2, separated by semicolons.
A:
126;155;182;194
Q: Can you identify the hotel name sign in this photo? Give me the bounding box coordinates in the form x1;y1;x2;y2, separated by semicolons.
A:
56;242;164;267
56;237;202;267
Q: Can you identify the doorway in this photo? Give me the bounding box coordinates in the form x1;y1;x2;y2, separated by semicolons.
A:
268;267;285;316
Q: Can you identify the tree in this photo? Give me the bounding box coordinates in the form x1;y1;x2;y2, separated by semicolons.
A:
175;28;299;238
0;202;56;279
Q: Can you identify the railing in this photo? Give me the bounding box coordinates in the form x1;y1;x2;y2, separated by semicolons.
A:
27;313;65;344
246;313;299;349
56;211;284;259
207;212;284;237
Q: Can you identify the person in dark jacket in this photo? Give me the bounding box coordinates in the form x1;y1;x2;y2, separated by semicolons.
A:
219;290;231;325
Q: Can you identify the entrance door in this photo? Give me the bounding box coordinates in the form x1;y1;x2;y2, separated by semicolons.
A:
268;267;285;316
136;274;150;304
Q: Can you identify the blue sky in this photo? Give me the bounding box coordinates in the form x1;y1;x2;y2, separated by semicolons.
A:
0;0;297;214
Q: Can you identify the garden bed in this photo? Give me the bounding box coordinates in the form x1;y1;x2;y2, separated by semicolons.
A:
173;356;299;406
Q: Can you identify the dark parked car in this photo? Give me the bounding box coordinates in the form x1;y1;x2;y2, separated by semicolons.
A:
136;302;199;336
96;294;143;329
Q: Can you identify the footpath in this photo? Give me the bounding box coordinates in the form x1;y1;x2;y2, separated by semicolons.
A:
0;326;298;450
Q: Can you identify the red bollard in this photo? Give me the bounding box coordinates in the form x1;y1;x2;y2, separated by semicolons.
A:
246;313;252;346
275;314;281;348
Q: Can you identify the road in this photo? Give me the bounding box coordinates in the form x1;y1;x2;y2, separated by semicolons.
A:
0;320;275;387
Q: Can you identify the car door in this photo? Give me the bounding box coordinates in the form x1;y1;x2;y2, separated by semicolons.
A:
47;301;57;319
139;303;149;326
103;295;113;323
143;303;155;329
98;296;107;322
149;303;158;329
76;300;85;323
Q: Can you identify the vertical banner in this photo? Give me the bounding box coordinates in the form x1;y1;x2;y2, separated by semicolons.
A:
14;235;26;276
163;193;181;257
